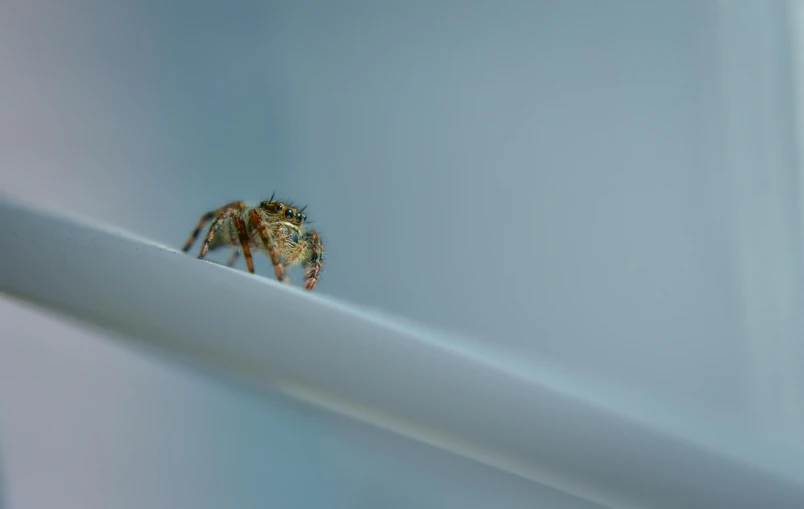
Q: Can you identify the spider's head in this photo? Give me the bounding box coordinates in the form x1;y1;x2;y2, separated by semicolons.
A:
260;200;307;226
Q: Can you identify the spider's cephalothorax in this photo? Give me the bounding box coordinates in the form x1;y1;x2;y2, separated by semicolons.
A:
181;195;324;290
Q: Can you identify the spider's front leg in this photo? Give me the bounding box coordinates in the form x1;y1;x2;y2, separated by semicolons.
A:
248;209;287;283
301;230;323;290
231;214;255;273
280;230;322;290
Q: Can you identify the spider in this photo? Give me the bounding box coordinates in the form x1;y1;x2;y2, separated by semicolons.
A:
181;194;324;290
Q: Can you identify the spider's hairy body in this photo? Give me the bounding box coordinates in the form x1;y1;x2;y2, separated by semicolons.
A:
181;197;324;290
205;210;297;253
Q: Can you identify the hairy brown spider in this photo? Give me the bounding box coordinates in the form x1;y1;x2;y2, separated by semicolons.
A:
181;194;324;290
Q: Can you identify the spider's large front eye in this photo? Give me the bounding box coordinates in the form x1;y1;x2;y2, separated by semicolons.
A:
296;212;303;222
285;208;294;219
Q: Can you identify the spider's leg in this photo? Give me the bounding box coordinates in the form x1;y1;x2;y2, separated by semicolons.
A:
225;249;240;268
198;204;246;259
278;239;311;285
301;230;323;290
231;214;255;273
248;208;286;283
182;210;216;252
182;201;247;252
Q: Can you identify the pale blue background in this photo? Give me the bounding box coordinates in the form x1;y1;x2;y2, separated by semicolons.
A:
2;0;804;507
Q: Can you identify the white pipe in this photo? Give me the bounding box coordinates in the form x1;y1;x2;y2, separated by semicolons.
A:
1;198;803;509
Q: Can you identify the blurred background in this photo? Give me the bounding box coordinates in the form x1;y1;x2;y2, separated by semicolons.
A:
2;0;804;507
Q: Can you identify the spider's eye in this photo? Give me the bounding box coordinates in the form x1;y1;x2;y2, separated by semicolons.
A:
285;208;294;219
296;212;303;222
302;214;307;222
276;204;283;212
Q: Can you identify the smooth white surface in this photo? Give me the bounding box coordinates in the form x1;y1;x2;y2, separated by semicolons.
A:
0;295;606;509
2;199;804;509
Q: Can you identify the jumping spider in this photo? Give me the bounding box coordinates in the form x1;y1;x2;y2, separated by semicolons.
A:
182;194;324;290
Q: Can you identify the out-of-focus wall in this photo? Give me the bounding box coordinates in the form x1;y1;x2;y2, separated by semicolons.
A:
2;0;804;503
